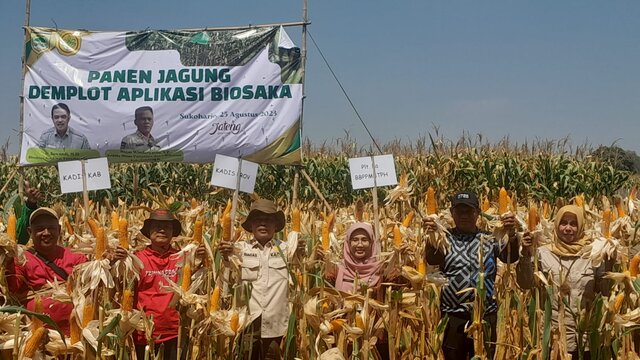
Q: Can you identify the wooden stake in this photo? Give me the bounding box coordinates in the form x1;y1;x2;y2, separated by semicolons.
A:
300;169;332;213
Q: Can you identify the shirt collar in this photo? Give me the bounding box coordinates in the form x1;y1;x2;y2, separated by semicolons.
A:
54;128;71;138
136;130;155;141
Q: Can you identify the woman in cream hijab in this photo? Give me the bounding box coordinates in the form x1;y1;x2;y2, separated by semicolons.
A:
517;204;611;359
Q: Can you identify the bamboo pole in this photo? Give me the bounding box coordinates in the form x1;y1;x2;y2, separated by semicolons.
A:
370;155;381;243
300;169;332;213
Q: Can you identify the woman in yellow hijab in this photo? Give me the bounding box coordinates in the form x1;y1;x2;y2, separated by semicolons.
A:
517;204;610;360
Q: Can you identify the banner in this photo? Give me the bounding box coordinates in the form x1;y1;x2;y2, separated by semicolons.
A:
20;26;303;165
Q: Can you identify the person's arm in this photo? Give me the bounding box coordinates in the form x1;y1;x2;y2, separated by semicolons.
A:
498;233;520;264
515;232;535;289
17;181;43;245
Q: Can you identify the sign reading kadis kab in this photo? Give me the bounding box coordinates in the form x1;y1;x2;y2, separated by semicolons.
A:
20;26;303;166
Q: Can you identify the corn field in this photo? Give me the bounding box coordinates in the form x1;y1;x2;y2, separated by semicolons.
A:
1;136;640;359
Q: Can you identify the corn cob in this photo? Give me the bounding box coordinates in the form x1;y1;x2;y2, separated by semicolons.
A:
614;196;626;218
191;198;198;209
69;312;81;344
630;187;637;202
230;310;239;334
87;218;100;237
329;319;346;332
23;326;47;358
498;187;509;214
543;200;551;219
64;216;74;235
181;263;192;292
630;254;640;277
118;218;129;249
574;194;584;208
222;213;232;242
481;197;490;212
603;209;612;238
193;219;203;243
31;295;44;330
82;301;94;327
7;209;16;242
95;226;105;259
291;208;301;232
393;225;402;247
355;313;365;330
402;211;415;227
111;211;119;231
426;187;437;215
528;206;539;231
418;259;426;275
322;213;334;251
209;286;220;312
122;288;134;312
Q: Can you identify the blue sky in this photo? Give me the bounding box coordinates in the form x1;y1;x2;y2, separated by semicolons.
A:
1;1;639;155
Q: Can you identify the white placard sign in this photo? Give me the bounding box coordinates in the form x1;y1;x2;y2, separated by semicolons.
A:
210;155;259;193
58;157;111;194
348;154;398;190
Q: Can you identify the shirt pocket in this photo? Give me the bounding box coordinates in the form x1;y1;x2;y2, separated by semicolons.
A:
268;256;288;284
241;257;260;281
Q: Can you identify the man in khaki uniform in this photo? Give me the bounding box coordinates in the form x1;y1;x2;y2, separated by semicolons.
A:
219;199;305;360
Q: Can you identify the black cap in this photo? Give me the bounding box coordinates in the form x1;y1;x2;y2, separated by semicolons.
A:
450;191;480;209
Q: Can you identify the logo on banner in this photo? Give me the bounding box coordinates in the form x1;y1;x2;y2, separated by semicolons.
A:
210;121;242;135
57;32;82;56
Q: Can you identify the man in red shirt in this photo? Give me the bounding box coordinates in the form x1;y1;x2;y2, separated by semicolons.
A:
5;207;86;335
131;208;204;360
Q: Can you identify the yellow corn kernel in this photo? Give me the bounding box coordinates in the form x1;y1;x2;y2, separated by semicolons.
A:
193;219;203;244
181;263;192;292
291;208;301;232
223;199;232;217
402;211;415;228
191;198;198;209
122;288;134;312
498;187;509;214
528;206;539;231
82;301;94;327
118;218;129;249
296;269;303;288
230;310;239;334
603;209;612;238
111;211;119;231
209;287;220;313
87;218;100;238
222;213;232;242
95;226;105;260
7;209;16;242
393;225;402;247
630;254;640;277
426;187;437;215
23;326;47;358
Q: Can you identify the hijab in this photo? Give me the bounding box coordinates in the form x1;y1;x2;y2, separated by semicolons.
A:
335;222;381;292
549;205;590;257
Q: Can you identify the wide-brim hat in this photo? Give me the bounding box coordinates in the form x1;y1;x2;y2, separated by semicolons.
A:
141;208;182;238
241;199;285;232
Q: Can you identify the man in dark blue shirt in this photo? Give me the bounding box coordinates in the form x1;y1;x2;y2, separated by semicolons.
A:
423;191;519;360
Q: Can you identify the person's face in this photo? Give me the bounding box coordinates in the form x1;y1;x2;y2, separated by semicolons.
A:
29;215;61;253
250;214;277;244
557;212;580;243
51;108;70;134
451;204;480;232
134;110;154;136
149;220;174;250
348;228;373;261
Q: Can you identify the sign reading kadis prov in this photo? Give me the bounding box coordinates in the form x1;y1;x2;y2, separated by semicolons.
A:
20;26;303;166
210;154;259;193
